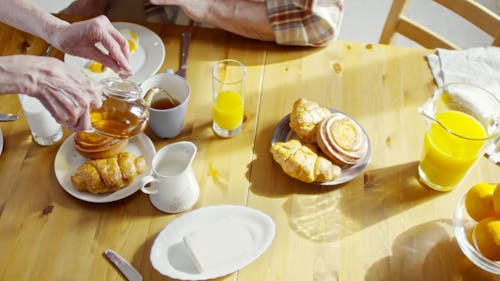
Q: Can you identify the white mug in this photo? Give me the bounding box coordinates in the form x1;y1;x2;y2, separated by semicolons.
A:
141;73;190;138
139;141;199;213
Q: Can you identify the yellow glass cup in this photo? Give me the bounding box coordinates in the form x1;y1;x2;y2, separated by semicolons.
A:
418;83;499;191
212;59;247;138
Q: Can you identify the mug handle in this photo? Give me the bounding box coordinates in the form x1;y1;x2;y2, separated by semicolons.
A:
138;175;159;194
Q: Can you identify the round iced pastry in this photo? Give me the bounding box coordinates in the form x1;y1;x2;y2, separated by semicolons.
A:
73;132;128;159
316;113;368;166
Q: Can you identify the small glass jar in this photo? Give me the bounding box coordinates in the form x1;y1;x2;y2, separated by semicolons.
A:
90;78;149;139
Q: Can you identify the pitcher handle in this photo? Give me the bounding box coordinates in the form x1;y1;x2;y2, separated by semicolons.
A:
139;175;159;194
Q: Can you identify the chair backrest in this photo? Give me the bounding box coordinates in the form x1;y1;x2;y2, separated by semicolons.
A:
379;0;500;49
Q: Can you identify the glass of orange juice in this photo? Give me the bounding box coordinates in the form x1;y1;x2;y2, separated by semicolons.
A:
418;83;499;192
212;59;247;138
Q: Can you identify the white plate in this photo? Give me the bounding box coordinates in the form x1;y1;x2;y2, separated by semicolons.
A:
54;133;155;203
0;128;3;157
64;22;165;84
271;109;371;186
150;205;276;280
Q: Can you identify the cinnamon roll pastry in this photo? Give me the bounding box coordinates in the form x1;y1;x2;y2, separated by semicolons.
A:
271;139;341;183
289;98;332;143
316;113;368;166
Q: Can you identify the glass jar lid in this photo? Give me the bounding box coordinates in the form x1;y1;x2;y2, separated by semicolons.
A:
100;77;142;100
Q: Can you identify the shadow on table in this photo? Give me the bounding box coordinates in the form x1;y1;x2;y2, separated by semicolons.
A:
281;161;442;242
54;187;169;219
365;219;500;281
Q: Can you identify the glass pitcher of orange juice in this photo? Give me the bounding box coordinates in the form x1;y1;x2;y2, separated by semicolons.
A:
90;78;149;139
418;83;499;191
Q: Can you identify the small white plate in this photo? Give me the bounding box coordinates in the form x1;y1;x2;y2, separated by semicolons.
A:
64;22;166;83
54;133;155;203
271;109;371;186
150;205;276;280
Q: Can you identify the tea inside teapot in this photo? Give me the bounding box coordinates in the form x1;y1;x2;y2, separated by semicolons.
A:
90;78;149;139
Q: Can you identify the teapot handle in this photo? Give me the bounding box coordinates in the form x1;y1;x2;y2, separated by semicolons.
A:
139;175;159;194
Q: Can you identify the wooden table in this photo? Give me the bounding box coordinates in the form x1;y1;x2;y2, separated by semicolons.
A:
0;18;499;281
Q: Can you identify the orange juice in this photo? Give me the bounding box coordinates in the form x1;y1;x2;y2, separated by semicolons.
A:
213;91;244;130
419;110;486;190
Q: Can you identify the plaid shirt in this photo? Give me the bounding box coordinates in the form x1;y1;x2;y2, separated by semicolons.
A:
266;0;343;46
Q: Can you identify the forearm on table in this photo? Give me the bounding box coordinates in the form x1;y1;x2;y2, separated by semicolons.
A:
0;0;69;44
203;0;275;41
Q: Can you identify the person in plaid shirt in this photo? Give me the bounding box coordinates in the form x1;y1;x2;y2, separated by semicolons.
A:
149;0;343;46
61;0;343;47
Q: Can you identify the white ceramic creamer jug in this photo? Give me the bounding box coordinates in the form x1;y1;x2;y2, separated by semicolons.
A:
139;141;199;213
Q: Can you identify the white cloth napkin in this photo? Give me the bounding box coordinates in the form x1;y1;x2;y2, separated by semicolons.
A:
426;47;500;164
426;47;500;97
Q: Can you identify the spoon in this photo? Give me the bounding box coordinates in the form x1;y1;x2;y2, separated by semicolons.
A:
143;87;177;107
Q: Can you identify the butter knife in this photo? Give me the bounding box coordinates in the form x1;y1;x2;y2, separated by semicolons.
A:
0;113;18;121
104;249;143;281
175;31;192;78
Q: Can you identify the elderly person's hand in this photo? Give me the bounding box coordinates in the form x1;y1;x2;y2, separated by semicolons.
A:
49;15;132;76
0;55;102;132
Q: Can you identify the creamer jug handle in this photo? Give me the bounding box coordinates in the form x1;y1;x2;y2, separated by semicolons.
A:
139;175;159;194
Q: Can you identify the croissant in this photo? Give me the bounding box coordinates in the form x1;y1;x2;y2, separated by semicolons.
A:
71;152;146;194
270;139;341;183
289;98;332;144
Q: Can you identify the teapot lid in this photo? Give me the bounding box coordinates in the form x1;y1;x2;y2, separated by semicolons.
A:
100;77;142;99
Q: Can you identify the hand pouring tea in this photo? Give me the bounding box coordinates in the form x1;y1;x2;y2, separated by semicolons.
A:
139;141;199;213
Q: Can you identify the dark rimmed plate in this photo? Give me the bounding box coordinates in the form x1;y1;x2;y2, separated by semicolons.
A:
271;109;371;185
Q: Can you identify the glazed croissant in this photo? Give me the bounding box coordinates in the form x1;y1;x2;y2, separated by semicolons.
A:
270;139;341;183
71;152;146;194
289;98;332;144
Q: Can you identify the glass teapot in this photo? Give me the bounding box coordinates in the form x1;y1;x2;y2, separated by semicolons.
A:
90;78;149;139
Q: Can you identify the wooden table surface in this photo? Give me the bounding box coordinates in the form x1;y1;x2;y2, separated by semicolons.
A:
0;17;499;281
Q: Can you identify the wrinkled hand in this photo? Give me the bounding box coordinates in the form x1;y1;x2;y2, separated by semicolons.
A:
13;55;102;132
50;15;132;76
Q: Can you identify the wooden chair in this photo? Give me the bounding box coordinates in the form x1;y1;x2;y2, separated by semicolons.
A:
379;0;500;49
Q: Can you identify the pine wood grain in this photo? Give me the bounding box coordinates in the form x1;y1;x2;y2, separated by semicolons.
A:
0;17;498;281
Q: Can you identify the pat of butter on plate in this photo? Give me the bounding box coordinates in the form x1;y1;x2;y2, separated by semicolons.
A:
150;205;275;280
183;216;253;273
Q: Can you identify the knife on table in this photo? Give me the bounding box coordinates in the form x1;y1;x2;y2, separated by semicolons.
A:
104;249;143;281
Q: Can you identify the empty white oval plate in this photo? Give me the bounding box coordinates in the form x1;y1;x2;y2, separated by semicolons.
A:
150;205;275;280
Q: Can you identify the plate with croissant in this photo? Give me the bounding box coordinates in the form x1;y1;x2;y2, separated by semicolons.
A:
54;132;156;203
270;98;371;185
